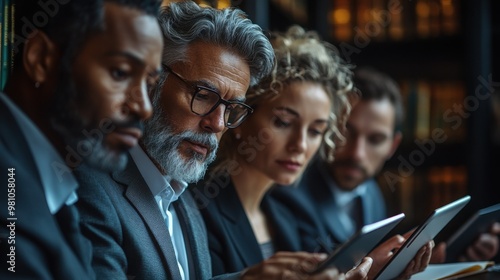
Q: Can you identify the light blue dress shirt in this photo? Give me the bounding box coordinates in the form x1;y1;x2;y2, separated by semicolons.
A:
318;162;367;237
130;145;189;280
0;93;78;214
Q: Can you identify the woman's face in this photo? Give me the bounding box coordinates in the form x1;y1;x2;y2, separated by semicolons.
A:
235;81;331;185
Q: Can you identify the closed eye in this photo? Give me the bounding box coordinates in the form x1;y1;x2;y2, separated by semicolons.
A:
308;129;323;136
111;68;130;81
274;117;291;128
194;89;211;101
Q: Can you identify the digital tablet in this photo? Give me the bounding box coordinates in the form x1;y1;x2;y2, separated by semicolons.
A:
312;213;405;274
446;203;500;261
375;195;471;280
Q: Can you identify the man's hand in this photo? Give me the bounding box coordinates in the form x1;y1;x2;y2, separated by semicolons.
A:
366;234;406;279
396;240;434;279
345;257;372;280
458;222;500;261
430;242;447;263
366;231;434;280
241;251;345;280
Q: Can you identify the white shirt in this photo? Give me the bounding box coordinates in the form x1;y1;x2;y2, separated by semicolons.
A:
0;93;78;214
130;145;189;280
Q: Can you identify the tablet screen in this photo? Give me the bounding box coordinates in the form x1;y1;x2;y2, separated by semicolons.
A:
312;213;405;273
446;203;500;262
375;196;471;280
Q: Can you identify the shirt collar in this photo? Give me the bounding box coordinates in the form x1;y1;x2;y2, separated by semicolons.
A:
317;160;367;208
0;93;78;214
129;145;187;205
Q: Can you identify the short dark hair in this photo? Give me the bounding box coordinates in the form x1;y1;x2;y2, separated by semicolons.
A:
12;0;161;135
12;0;161;66
354;67;404;132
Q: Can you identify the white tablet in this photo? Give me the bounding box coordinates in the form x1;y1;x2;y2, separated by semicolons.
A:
446;203;500;261
375;195;471;280
312;213;405;274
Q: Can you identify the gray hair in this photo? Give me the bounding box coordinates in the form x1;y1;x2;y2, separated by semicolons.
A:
155;1;274;89
213;25;355;171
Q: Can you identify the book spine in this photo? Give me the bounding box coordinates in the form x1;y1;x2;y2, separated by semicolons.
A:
1;0;9;90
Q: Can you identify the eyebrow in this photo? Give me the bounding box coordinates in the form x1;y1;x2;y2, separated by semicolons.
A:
274;106;329;124
186;77;247;103
108;51;162;73
105;51;144;65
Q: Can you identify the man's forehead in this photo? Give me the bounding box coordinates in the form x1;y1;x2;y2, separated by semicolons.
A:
350;99;396;132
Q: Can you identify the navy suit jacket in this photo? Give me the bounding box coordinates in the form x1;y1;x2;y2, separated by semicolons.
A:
75;156;213;280
193;175;325;276
273;159;387;246
0;98;94;279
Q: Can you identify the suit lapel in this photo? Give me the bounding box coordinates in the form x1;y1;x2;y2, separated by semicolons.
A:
174;191;211;280
217;182;263;267
360;193;373;225
0;100;41;183
0;98;94;277
113;159;182;279
309;167;352;243
262;194;301;252
362;179;381;225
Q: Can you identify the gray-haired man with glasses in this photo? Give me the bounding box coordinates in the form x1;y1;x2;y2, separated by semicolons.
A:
163;65;254;129
74;2;274;280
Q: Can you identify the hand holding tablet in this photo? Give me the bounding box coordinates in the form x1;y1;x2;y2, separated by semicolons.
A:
311;213;405;274
446;203;500;262
374;195;471;280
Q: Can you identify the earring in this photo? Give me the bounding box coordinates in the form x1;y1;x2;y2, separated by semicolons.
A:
235;133;241;140
34;81;40;88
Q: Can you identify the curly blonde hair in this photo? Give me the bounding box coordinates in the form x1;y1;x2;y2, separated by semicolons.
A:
212;25;355;175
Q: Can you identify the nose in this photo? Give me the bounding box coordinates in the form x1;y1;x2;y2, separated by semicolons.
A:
288;129;307;154
200;104;225;133
126;81;153;121
349;137;366;162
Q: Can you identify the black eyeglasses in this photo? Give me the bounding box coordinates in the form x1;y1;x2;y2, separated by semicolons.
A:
163;65;253;129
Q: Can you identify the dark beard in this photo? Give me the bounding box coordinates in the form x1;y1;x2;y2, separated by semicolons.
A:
50;68;139;172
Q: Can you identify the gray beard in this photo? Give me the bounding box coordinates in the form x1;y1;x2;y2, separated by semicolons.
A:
141;107;218;183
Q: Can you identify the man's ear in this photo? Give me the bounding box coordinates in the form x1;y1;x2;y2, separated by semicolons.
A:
22;31;59;84
387;131;402;159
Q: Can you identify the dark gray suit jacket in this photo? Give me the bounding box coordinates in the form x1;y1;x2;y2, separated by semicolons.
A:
194;176;322;276
75;156;212;279
273;159;387;246
0;98;94;279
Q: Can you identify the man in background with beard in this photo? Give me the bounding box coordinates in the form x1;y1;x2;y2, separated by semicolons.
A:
0;0;163;278
74;2;280;279
274;67;500;269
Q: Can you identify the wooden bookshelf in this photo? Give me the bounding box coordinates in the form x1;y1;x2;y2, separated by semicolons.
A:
159;0;497;229
237;0;498;229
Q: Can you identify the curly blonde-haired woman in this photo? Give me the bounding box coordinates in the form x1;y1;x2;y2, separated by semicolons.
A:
192;25;372;279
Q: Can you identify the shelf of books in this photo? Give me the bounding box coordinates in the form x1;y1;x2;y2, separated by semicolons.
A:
377;78;469;228
329;0;461;43
325;0;469;228
389;80;469;228
1;0;15;91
